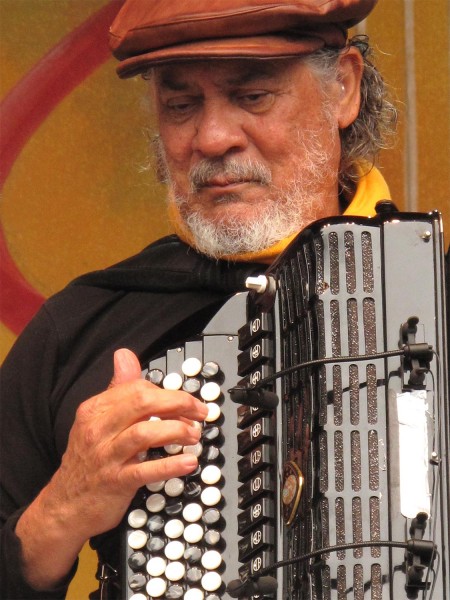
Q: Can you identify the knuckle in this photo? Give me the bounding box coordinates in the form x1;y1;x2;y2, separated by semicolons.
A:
151;457;175;481
125;464;143;488
129;380;151;412
75;398;94;424
180;391;201;411
132;420;150;445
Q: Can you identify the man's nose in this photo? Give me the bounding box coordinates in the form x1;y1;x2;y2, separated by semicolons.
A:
191;101;248;158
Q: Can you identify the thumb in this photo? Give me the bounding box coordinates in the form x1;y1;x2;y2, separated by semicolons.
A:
109;348;142;388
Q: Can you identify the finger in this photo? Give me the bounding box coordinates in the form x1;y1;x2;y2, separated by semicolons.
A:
101;383;208;435
108;348;142;388
111;419;202;462
120;453;200;490
77;382;208;440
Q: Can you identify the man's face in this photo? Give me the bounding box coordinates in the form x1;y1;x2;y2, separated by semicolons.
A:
152;58;343;256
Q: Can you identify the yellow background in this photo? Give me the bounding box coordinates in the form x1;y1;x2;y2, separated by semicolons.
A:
0;1;449;597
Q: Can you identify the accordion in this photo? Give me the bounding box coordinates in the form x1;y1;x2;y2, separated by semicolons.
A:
121;207;449;599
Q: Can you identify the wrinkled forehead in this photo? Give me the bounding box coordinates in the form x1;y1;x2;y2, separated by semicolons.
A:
150;57;307;91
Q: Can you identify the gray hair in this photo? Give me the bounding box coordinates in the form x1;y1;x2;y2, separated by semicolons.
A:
303;36;398;194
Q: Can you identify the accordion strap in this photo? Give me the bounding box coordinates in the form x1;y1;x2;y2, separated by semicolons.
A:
89;562;119;600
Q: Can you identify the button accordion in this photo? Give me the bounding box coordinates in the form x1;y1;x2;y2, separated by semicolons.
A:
121;207;449;599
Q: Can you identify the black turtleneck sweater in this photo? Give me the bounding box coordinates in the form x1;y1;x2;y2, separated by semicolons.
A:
0;235;265;599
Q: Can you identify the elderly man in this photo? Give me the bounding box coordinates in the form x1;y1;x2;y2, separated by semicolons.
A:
0;0;396;598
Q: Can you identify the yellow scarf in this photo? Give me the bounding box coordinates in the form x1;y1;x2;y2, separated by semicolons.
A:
168;165;391;264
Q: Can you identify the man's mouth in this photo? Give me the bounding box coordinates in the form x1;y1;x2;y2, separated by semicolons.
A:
189;158;272;193
202;177;255;188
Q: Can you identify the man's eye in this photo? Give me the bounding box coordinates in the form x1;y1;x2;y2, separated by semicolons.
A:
165;98;197;117
237;91;275;112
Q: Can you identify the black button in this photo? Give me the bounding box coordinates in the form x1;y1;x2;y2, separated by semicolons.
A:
146;368;164;385
238;339;273;376
238;550;274;579
146;514;164;532
237;417;274;455
128;572;146;590
202;507;221;526
128;551;146;571
202;425;221;443
237;498;275;535
204;529;221;546
165;500;184;516
238;524;275;562
237;444;273;481
238;470;274;509
238;313;272;350
186;566;203;583
184;481;202;499
237;404;266;429
166;584;184;599
184;546;202;564
146;536;164;553
237;364;273;390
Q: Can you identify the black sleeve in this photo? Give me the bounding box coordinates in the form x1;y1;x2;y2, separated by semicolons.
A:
0;307;76;599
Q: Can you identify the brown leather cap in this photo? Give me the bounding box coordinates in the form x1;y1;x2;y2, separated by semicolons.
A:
110;0;377;78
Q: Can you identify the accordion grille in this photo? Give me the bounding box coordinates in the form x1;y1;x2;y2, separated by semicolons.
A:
279;226;386;599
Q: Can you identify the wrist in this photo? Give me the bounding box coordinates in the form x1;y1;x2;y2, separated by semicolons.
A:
15;484;86;591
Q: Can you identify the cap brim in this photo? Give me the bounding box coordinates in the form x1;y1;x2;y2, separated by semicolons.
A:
116;35;328;78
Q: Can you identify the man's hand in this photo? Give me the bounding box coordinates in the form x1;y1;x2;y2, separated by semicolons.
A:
15;348;207;590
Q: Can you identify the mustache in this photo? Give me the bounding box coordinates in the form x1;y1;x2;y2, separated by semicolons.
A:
189;158;272;192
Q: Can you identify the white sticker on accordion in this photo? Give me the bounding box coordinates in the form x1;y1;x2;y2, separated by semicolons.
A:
397;389;431;518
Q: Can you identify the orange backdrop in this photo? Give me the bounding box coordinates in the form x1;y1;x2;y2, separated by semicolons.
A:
1;1;449;597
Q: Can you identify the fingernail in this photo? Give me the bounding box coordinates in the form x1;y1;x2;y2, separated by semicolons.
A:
114;348;135;369
181;454;198;470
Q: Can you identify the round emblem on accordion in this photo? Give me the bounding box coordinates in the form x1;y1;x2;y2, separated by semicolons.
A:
282;461;304;526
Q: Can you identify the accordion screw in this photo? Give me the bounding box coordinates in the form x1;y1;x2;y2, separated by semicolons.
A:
430;451;439;465
420;230;432;241
245;275;269;293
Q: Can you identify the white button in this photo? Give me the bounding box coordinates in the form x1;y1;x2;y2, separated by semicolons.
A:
146;556;167;577
200;465;221;485
146;577;167;598
183;442;203;457
184;590;205;600
182;357;202;377
164;519;184;539
184;523;204;543
165;478;185;497
164;444;183;455
146;480;165;492
201;362;220;378
127;509;147;529
201;486;221;507
201;550;222;570
205;403;221;423
163;372;183;390
201;571;222;591
182;502;203;523
129;594;148;600
200;382;221;402
164;540;185;561
146;493;166;513
127;530;148;550
165;560;186;581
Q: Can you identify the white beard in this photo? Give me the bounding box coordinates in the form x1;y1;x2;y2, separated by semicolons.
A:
156;112;338;258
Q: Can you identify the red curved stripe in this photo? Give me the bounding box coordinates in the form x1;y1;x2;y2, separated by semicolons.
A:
0;0;123;335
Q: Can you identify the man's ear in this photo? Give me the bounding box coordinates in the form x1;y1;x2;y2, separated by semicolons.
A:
336;46;364;129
